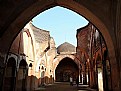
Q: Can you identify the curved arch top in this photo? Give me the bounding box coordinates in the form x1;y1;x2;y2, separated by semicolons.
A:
0;0;119;90
53;55;79;71
7;57;16;67
0;0;115;66
19;59;28;68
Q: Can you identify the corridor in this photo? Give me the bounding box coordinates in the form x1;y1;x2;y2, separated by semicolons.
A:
35;82;96;91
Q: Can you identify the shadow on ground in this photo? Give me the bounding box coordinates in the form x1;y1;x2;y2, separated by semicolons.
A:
35;82;97;91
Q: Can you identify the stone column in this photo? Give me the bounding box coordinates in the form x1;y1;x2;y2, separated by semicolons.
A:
89;60;97;88
82;64;87;85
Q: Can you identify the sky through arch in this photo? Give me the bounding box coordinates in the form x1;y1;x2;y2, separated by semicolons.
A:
32;6;88;47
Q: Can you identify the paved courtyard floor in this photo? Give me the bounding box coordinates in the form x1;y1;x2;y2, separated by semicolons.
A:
35;82;97;91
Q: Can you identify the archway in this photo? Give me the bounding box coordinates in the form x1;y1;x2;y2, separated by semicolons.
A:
1;1;115;66
0;0;118;90
16;59;28;91
55;57;79;82
41;71;45;85
3;57;16;91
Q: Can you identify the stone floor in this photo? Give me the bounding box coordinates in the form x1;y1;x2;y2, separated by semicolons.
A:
35;82;97;91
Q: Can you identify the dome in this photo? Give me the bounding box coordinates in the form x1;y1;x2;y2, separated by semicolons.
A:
57;42;76;54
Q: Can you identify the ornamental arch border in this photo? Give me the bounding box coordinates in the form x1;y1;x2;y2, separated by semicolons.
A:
53;54;79;71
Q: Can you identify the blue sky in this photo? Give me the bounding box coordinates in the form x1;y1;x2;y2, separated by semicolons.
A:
32;6;88;47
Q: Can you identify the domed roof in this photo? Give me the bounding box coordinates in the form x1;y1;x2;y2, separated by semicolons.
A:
57;42;76;54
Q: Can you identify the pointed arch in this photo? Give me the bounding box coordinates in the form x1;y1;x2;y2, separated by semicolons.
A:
3;57;16;91
16;59;28;91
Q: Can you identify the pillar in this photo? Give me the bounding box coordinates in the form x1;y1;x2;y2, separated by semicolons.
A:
82;64;87;85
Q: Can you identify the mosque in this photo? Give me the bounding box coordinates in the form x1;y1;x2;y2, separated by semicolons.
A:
0;1;120;90
3;22;79;91
2;21;110;91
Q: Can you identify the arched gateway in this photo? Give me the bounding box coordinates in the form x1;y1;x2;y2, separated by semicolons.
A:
16;59;28;91
55;57;79;82
3;57;16;91
0;0;120;91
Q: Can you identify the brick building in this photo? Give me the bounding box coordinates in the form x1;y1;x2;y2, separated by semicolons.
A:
76;23;112;91
4;22;57;91
4;21;80;91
